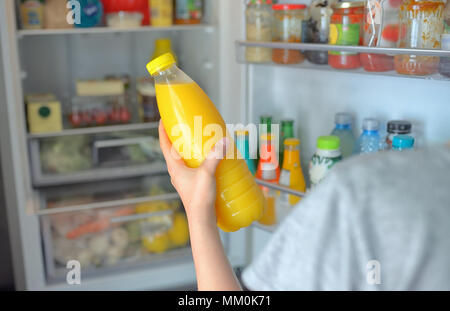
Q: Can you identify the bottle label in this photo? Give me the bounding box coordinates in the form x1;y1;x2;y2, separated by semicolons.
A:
176;0;203;20
329;23;360;55
309;154;341;186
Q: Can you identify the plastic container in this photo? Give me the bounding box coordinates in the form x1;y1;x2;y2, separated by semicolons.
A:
106;11;143;28
305;0;337;64
146;53;265;232
309;136;342;186
392;135;415;151
235;130;257;175
360;0;399;72
395;0;445;76
272;4;307;64
101;0;150;25
20;0;45;30
385;120;412;150
258;163;278;226
245;0;273;63
279;119;294;166
440;34;450;77
355;118;382;154
279;138;306;206
150;0;173;26
137;77;159;122
330;112;356;158
328;1;365;69
174;0;203;25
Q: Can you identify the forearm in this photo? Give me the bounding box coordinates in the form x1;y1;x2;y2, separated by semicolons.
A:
188;214;242;291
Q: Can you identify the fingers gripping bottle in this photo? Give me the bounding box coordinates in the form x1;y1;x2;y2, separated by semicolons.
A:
146;53;265;232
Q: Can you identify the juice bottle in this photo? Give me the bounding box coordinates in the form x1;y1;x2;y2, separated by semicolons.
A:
258;164;278;226
256;133;280;181
279;138;306;206
146;53;265;232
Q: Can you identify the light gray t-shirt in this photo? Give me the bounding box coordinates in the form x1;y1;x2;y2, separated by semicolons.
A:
242;146;450;290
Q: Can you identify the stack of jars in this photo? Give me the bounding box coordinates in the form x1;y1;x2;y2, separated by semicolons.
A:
244;0;449;77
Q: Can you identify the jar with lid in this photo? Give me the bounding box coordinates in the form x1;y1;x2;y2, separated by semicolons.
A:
328;1;365;70
305;0;338;65
392;135;415;151
245;0;273;63
385;120;412;150
394;0;445;76
360;0;400;72
272;4;307;65
137;77;160;122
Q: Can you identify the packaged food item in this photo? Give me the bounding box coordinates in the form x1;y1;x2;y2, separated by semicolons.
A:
392;135;415;151
328;1;365;69
309;135;342;186
360;0;399;72
44;0;74;29
330;112;356;158
256;133;280;181
385;120;412;150
279;119;294;165
76;79;125;96
305;0;337;64
151;38;177;63
26;94;63;134
258;164;278;226
395;0;445;75
272;4;307;64
235;129;257;175
146;53;265;232
355;118;382;154
279;138;306;206
101;0;150;25
106;11;143;28
439;34;450;77
245;0;273;63
137;77;160;122
20;0;45;30
174;0;203;25
75;0;104;28
150;0;173;26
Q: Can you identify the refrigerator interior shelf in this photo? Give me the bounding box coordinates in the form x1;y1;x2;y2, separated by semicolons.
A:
27;122;159;139
255;178;306;198
17;24;215;38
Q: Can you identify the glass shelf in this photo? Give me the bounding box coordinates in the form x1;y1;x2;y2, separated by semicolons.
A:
17;24;214;37
236;40;450;81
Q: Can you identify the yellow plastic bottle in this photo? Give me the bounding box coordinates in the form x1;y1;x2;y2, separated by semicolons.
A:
146;53;265;232
279;138;306;205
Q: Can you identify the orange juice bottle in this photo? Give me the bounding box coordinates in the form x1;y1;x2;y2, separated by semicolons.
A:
258;163;278;226
146;53;265;232
256;133;280;181
279;138;306;205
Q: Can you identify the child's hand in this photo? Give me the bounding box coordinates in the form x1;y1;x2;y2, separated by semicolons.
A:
158;121;229;226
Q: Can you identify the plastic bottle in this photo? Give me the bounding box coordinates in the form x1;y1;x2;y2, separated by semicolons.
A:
279;119;294;167
235;129;256;175
330;112;356;158
309;136;342;186
392;135;415;151
258;164;278;226
355;118;382;154
146;53;265;232
256;133;280;181
279;138;306;206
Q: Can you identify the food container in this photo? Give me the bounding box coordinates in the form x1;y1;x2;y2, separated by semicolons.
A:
102;0;150;25
20;0;45;30
106;11;143;28
360;0;399;72
174;0;203;25
328;1;365;70
394;0;445;76
137;77;160;122
150;0;173;26
305;0;337;65
272;4;307;65
245;0;273;63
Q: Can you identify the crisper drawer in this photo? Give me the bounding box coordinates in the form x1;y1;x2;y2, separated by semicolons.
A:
28;126;166;187
38;175;191;283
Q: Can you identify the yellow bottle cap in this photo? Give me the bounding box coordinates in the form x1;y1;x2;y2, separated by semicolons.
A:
284;138;299;146
235;129;249;136
146;53;176;76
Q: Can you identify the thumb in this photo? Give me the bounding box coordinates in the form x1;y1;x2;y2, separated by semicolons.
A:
201;137;230;175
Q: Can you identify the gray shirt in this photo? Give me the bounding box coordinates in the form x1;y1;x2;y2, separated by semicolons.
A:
242;146;450;290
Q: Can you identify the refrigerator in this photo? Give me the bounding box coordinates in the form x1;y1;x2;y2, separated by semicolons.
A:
1;0;449;291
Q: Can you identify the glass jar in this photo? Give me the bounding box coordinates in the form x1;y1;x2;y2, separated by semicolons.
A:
272;4;307;65
174;0;203;25
328;1;365;70
245;0;273;63
385;120;412;150
360;0;400;72
394;0;445;76
305;0;338;65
